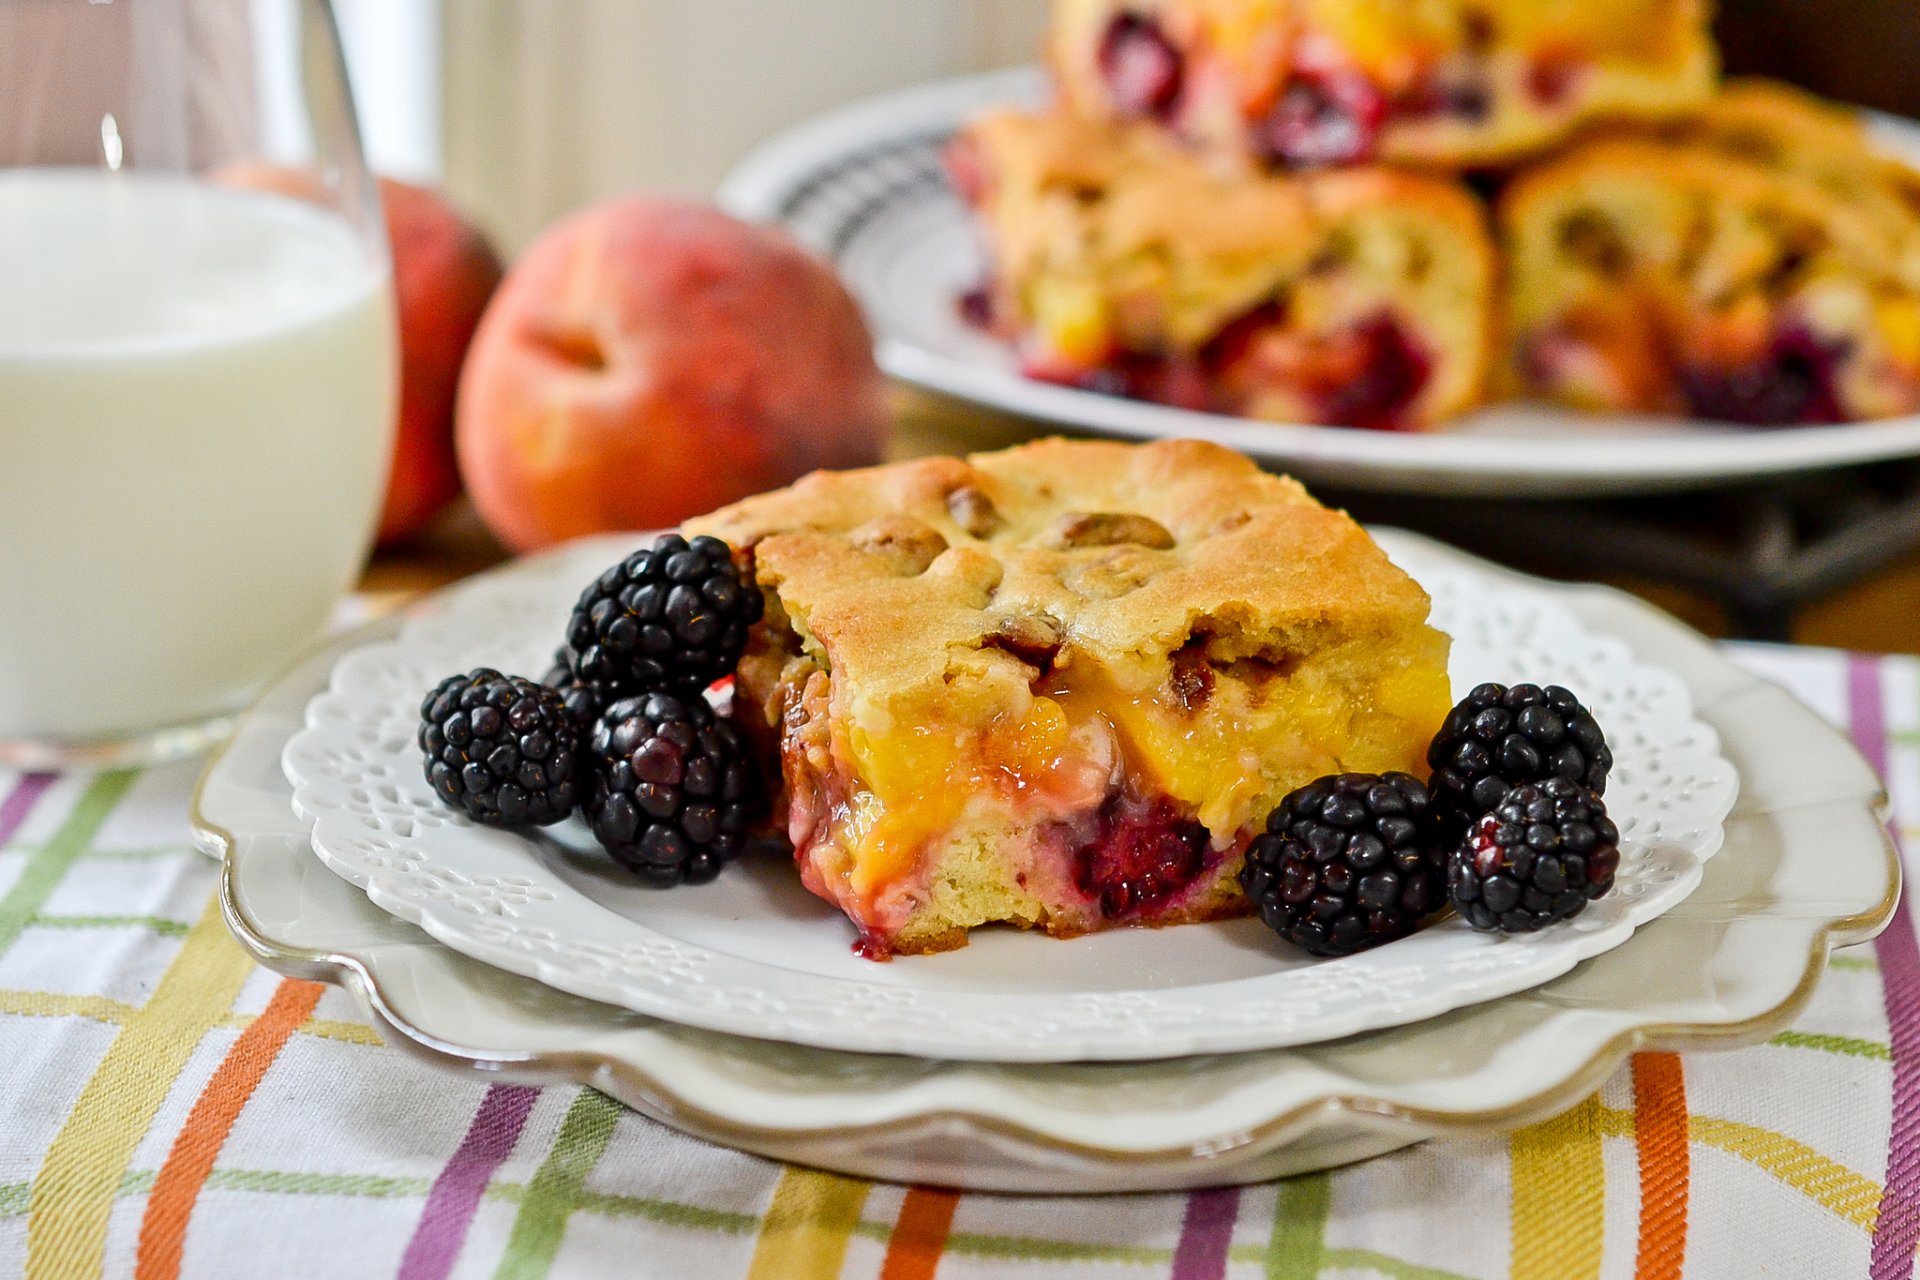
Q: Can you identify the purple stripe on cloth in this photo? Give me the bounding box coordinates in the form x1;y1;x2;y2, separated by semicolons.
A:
1170;1186;1241;1280
1848;656;1920;1280
397;1084;539;1280
0;773;56;847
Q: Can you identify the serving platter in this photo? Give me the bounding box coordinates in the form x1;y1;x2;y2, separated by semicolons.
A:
196;533;1895;1190
718;66;1920;497
279;531;1734;1063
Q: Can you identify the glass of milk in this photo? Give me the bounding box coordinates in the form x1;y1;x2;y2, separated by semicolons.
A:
0;0;398;766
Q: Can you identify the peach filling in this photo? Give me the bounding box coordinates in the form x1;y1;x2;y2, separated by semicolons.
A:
773;638;1449;939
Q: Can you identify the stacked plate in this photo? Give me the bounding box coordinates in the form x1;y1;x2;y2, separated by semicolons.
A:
192;532;1897;1192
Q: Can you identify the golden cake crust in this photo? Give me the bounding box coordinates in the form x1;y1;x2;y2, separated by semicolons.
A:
958;109;1495;428
964;108;1492;311
690;437;1434;727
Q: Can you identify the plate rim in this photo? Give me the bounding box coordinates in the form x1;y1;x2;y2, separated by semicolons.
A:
191;536;1900;1174
717;65;1920;496
275;531;1741;1063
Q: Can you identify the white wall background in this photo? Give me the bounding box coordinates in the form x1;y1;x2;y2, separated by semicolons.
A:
393;0;1044;248
332;0;442;180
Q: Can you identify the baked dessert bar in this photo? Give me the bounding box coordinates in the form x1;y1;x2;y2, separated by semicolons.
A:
1049;0;1716;170
688;438;1452;956
953;109;1495;431
1501;80;1920;424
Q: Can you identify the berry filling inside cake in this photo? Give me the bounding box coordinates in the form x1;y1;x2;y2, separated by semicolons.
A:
1501;90;1920;426
689;439;1452;957
1051;0;1716;169
954;110;1493;432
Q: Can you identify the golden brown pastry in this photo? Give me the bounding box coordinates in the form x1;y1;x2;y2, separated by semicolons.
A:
954;108;1496;431
689;438;1452;956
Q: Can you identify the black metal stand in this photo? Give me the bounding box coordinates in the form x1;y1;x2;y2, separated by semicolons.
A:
1319;463;1920;641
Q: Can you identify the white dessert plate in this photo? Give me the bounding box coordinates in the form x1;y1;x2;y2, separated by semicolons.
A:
279;531;1736;1063
198;542;1892;1191
718;67;1920;498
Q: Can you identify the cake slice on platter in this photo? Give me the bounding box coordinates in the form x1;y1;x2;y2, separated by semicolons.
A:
688;438;1452;957
1501;80;1920;424
953;108;1496;431
1048;0;1716;170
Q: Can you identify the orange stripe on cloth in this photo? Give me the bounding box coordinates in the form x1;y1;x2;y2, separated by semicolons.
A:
25;893;254;1280
745;1166;872;1280
1632;1053;1690;1280
134;978;325;1280
880;1186;959;1280
1511;1094;1608;1280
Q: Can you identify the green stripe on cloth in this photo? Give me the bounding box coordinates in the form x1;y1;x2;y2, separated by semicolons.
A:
2;843;188;861
1771;1030;1893;1061
208;1169;432;1198
571;1189;760;1234
30;914;190;937
941;1233;1167;1265
1831;955;1879;972
1268;1173;1330;1278
0;1172;152;1219
0;771;139;957
1321;1248;1482;1280
492;1088;622;1280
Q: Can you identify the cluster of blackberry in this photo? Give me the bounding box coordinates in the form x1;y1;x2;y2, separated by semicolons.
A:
1241;682;1618;957
418;534;767;887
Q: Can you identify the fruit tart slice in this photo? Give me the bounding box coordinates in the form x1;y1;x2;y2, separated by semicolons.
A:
686;438;1452;957
1048;0;1716;170
1501;82;1920;424
953;109;1494;431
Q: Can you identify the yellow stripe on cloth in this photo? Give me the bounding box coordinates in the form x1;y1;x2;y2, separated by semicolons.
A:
745;1167;871;1280
24;892;254;1280
1689;1116;1882;1230
1511;1095;1607;1280
1589;1102;1880;1230
0;990;138;1025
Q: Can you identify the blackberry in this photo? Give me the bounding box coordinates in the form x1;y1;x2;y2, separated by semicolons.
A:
586;691;760;887
1448;778;1620;933
540;647;619;729
563;534;762;698
1427;682;1611;834
419;669;582;826
1240;772;1445;958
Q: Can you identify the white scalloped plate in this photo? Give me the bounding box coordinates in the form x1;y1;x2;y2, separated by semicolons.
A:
204;540;1890;1190
280;530;1736;1063
717;66;1920;497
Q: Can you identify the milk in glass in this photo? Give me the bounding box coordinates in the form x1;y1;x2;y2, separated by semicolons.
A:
0;170;396;744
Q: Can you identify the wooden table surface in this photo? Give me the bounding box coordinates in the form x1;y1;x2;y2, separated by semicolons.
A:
364;394;1920;656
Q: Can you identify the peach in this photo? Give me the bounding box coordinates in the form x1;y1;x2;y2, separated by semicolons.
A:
455;198;889;551
378;177;503;544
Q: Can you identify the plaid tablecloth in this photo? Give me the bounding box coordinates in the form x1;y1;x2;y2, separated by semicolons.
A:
0;642;1910;1280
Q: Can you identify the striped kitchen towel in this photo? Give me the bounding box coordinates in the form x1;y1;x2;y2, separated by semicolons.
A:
0;643;1909;1279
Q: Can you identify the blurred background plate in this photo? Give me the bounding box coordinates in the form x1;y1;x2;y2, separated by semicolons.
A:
719;67;1920;498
